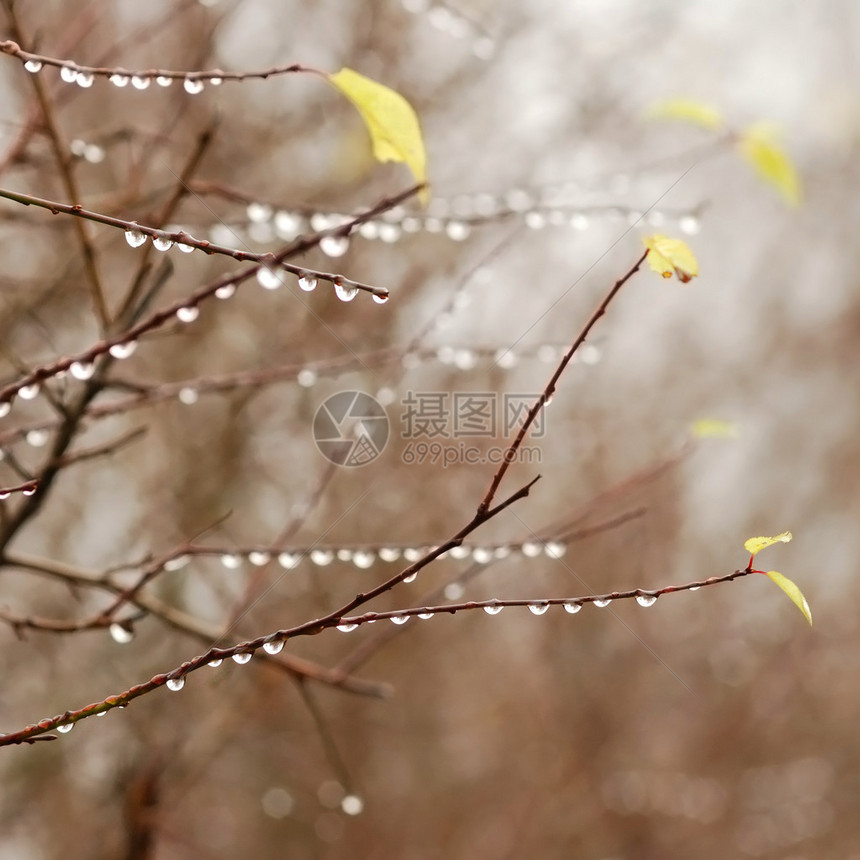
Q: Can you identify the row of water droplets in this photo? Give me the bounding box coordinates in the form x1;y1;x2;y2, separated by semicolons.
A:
23;58;219;94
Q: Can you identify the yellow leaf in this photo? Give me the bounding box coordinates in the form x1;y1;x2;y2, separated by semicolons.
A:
328;68;427;200
647;99;724;130
765;570;813;626
744;531;792;556
737;123;802;207
642;235;699;283
691;418;739;439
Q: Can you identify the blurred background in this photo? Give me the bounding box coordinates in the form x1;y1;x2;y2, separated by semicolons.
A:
0;0;857;857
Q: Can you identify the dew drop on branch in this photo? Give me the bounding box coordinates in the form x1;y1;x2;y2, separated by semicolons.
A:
390;615;409;625
372;292;390;305
176;306;199;323
125;227;147;248
178;387;198;405
57;723;74;733
337;622;358;633
298;274;317;292
263;639;284;655
278;552;300;570
24;59;43;73
215;284;236;299
108;341;137;360
18;383;40;401
109;622;134;644
417;612;434;620
164;554;189;571
341;795;364;816
545;541;566;558
528;602;549;615
352;550;375;569
176;242;194;253
131;75;151;90
220;553;241;569
156;75;172;87
152;235;173;252
26;429;49;447
60;65;77;83
593;598;612;608
297;369;317;388
207;658;222;668
472;547;493;564
166;677;185;692
0;401;11;418
246;202;273;223
75;71;94;88
483;603;503;615
248;551;270;566
109;72;129;87
232;652;252;664
402;572;417;583
445;221;470;241
257;266;283;290
378;547;400;562
183;77;205;94
334;279;359;302
310;549;334;566
636;594;658;607
563;601;582;614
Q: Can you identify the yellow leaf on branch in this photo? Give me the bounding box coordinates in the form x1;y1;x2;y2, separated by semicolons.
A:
744;531;792;556
328;67;428;200
642;235;699;283
765;570;813;626
738;123;801;207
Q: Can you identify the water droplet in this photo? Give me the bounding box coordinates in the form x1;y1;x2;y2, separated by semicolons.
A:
472;547;493;564
636;594;658;607
184;77;205;94
528;602;550;615
152;234;173;251
96;710;107;717
26;429;49;447
0;401;11;418
232;652;252;664
337;622;358;632
379;223;401;243
545;541;566;558
378;547;401;562
341;795;364;816
248;551;270;566
593;598;612;608
76;71;94;88
403;547;424;562
176;306;199;323
493;546;511;559
334;279;359;302
0;491;10;501
570;213;589;231
483;603;503;615
417;612;433;620
256;266;283;290
320;235;349;257
166;677;185;692
84;144;105;163
125;227;147;248
263;639;285;654
297;368;317;388
109;622;134;643
278;552;301;569
358;221;379;240
60;65;77;83
679;214;701;235
57;722;74;733
445;221;470;241
525;210;547;230
156;75;172;87
298;274;317;292
246;202;272;223
454;349;476;370
402;572;417;583
563;601;582;614
221;553;242;569
109;340;138;359
520;542;542;558
109;72;129;87
495;349;518;369
689;585;700;592
390;615;409;625
310;549;334;566
209;75;223;86
178;387;198;405
352;550;375;569
164;554;189;571
131;75;151;90
215;283;236;299
24;59;43;73
22;486;36;496
448;545;470;560
176;242;194;253
208;658;223;668
18;383;40;401
372;292;390;304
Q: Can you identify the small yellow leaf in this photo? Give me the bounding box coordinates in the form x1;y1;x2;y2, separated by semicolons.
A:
647;99;724;130
744;531;792;556
691;418;739;439
642;235;699;283
328;68;427;200
738;123;801;207
765;570;812;626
